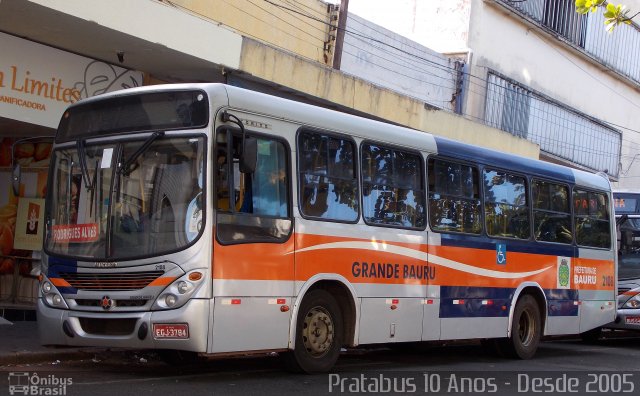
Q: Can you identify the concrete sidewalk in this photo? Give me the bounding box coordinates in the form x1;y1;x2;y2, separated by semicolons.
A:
0;319;106;366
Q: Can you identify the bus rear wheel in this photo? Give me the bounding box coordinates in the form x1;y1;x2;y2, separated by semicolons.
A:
286;289;343;373
498;294;541;359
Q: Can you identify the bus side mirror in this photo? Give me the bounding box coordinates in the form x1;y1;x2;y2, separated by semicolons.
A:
11;164;21;197
240;137;257;174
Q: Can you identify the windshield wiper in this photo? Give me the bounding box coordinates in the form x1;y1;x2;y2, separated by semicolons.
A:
76;139;94;191
118;131;165;175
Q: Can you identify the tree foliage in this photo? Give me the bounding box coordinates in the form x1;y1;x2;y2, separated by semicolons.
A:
575;0;637;32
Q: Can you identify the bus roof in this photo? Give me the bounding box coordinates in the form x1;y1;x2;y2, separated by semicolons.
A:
70;83;611;192
434;136;610;191
222;84;438;154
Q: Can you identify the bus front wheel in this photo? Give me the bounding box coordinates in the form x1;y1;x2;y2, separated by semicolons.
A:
499;294;541;359
286;289;343;373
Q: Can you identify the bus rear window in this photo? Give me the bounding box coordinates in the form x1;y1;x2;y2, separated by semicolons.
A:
574;189;611;248
57;90;208;142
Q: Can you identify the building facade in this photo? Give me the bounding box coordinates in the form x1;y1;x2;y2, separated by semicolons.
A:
348;0;640;188
0;0;548;311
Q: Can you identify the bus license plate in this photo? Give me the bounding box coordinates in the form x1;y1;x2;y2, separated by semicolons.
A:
153;323;189;339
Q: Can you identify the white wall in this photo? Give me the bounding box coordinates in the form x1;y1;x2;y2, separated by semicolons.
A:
348;0;471;53
340;13;458;111
465;1;640;188
626;0;640;13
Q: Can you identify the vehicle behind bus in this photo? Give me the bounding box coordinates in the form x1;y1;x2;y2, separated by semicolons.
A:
609;192;640;330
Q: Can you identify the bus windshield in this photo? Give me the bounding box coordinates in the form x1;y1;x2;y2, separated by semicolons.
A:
619;216;640;280
45;136;205;260
56;90;208;142
615;192;640;280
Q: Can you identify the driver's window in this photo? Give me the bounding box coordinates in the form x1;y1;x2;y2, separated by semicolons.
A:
215;130;291;244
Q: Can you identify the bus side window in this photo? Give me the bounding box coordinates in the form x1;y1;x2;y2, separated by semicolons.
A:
216;130;291;244
215;148;229;211
298;130;358;222
574;189;611;248
532;180;572;244
483;169;530;239
428;158;481;234
215;136;255;213
361;143;425;229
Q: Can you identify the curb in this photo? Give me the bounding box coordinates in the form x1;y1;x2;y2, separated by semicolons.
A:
0;348;109;366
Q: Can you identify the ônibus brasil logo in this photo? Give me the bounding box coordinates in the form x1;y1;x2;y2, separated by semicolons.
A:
8;372;72;395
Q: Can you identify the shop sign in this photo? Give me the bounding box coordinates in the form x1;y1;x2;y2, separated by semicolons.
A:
0;32;143;128
13;198;45;251
51;223;99;244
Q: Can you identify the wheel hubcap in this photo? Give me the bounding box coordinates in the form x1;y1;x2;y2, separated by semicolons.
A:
302;306;334;357
518;308;535;346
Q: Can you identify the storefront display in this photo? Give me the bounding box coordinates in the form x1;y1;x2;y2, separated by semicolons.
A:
0;32;143;309
0;137;51;305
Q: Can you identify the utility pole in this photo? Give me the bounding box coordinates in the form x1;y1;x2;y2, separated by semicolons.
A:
332;0;349;70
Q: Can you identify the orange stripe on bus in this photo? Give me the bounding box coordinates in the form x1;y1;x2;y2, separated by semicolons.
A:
211;232;614;291
212;236;294;281
50;278;71;287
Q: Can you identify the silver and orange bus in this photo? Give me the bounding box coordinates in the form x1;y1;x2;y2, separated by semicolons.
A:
37;83;616;372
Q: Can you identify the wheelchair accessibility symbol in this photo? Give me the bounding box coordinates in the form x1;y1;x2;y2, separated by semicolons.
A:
496;243;507;265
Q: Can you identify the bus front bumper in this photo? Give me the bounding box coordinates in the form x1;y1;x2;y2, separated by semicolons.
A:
37;298;210;352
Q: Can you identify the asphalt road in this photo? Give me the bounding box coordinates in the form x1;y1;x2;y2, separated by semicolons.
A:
2;332;640;396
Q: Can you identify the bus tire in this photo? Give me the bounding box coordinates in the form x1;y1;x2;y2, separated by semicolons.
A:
286;289;343;373
499;294;541;359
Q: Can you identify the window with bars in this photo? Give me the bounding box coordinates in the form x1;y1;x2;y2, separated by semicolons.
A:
484;72;621;177
496;0;640;88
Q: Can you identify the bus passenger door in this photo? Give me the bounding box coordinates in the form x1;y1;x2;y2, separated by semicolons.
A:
210;128;295;353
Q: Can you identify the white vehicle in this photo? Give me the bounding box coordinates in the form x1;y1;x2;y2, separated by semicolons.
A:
608;192;640;330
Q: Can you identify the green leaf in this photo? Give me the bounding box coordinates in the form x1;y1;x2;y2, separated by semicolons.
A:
575;0;594;14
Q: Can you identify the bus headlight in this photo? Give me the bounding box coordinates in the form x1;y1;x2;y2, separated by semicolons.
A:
152;270;205;310
165;294;177;307
40;276;69;309
52;294;63;306
177;281;189;294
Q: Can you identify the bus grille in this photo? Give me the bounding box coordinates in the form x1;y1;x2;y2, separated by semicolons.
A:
59;271;164;291
75;299;148;307
79;318;137;335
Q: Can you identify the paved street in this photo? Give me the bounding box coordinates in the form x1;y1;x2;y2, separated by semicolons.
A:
2;332;639;396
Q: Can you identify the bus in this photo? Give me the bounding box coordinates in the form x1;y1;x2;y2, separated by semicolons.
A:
36;83;616;373
607;191;640;331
